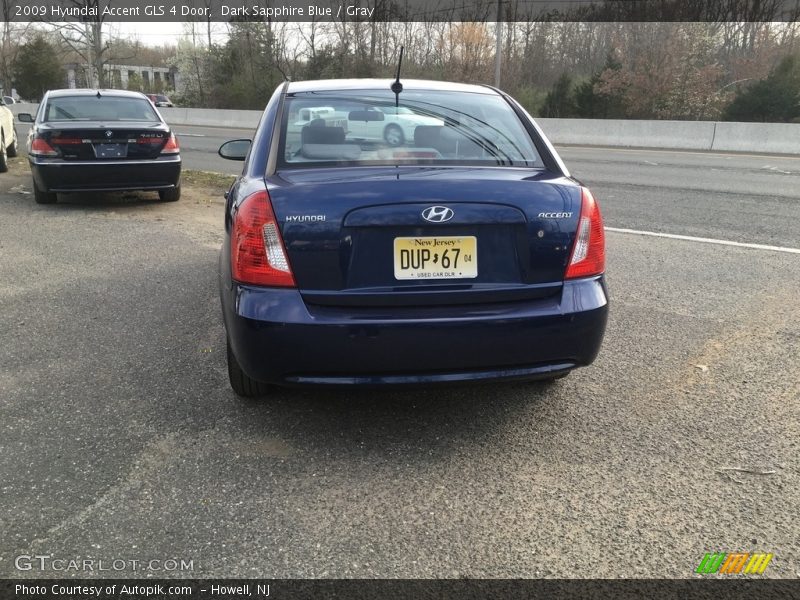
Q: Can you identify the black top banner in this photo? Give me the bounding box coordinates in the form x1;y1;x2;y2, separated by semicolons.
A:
7;0;800;22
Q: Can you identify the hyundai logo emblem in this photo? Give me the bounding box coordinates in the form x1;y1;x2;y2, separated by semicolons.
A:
421;206;454;223
105;130;113;138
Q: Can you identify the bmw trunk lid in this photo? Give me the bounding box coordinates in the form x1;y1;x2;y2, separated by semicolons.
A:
36;121;172;160
268;166;581;307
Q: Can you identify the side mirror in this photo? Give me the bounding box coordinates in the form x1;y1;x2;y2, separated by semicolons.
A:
219;139;251;161
2;96;15;105
17;113;34;123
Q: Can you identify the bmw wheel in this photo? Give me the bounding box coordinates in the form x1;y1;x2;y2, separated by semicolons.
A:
7;128;18;158
159;183;181;202
33;178;57;204
383;124;405;147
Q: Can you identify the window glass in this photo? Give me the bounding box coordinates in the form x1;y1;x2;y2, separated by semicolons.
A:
44;96;159;122
281;89;541;168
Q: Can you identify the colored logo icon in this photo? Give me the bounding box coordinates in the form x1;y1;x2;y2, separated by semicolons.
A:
696;552;773;574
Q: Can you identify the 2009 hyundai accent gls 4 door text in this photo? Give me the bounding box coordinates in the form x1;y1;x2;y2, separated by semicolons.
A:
218;79;608;397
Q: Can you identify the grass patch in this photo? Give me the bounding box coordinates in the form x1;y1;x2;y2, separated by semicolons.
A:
8;156;29;170
182;170;236;192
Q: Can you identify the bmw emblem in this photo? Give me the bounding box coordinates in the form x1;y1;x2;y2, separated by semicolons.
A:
105;130;113;138
421;206;454;223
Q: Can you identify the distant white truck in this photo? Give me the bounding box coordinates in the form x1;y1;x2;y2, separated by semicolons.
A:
285;106;349;154
294;106;348;129
287;104;444;150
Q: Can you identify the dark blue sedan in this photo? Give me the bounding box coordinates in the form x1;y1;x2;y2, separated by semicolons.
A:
218;79;607;396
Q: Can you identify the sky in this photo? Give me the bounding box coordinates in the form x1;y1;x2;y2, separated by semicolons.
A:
110;22;228;47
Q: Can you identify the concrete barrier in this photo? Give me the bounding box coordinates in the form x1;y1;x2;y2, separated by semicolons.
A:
8;101;797;155
536;118;718;151
8;102;37;118
8;103;264;131
159;107;262;129
710;121;800;155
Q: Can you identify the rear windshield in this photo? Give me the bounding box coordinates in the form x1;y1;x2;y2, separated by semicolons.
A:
43;96;159;122
280;89;541;168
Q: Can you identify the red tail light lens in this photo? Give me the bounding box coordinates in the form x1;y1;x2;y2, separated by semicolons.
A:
30;138;58;156
565;187;605;279
231;190;295;287
160;133;179;154
49;137;82;145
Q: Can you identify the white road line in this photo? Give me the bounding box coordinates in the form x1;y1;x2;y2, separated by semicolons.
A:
175;133;206;137
605;227;800;254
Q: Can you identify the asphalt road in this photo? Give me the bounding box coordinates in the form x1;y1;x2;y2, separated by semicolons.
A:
1;135;799;579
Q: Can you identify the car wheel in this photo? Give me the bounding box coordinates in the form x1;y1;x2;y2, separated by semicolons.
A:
159;184;181;202
539;371;570;384
7;128;18;158
227;339;271;398
383;124;405;147
33;178;57;204
0;130;8;173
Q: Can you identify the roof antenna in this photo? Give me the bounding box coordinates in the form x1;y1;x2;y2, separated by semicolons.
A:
391;46;404;107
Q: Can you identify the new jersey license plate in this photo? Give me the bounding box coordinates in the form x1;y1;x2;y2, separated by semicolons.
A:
393;236;477;280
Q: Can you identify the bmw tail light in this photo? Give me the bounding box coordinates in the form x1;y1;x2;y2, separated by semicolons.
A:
231;190;295;287
30;137;58;156
160;133;179;154
565;187;605;279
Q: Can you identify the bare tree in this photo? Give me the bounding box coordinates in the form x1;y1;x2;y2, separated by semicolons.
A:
0;1;33;95
55;0;109;87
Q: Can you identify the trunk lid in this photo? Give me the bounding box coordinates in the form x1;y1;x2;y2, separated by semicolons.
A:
38;121;171;160
268;166;581;307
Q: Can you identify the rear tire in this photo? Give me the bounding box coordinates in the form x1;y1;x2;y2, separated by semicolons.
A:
159;184;181;202
0;131;8;173
227;339;271;398
33;178;57;204
539;371;570;384
7;129;18;158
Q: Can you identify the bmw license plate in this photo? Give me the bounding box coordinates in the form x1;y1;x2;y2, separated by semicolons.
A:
93;143;128;158
393;236;477;280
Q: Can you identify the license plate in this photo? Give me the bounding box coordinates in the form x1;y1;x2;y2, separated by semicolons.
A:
393;236;477;280
93;143;128;158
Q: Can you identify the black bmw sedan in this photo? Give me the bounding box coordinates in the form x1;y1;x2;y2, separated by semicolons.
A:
18;89;181;204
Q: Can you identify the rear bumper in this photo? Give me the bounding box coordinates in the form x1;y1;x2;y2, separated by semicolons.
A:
222;275;609;387
29;156;181;193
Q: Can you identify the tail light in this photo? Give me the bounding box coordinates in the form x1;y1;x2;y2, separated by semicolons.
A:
30;137;58;156
160;133;179;154
231;190;295;287
565;187;605;279
49;137;82;145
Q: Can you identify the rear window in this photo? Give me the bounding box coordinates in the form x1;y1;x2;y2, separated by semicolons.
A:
280;89;541;168
44;96;159;122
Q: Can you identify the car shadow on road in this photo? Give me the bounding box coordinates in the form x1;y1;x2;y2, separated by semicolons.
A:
208;377;571;464
51;190;164;209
